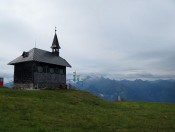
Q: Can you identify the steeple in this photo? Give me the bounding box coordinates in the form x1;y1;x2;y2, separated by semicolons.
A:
51;27;61;56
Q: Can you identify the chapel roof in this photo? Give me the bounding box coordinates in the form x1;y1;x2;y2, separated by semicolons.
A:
8;48;71;67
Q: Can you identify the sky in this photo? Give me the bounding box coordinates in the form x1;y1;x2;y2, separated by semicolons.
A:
0;0;175;82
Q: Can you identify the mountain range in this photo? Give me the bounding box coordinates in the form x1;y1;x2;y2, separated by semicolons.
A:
71;75;175;103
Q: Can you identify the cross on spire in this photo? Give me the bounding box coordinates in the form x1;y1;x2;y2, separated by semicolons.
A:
55;27;57;33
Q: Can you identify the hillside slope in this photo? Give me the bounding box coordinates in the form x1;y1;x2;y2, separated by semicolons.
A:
0;87;175;131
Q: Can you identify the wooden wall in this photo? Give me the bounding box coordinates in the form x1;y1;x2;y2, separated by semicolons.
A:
14;62;33;83
33;62;66;83
14;61;66;84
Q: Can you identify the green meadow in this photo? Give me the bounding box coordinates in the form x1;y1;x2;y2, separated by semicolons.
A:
0;87;175;132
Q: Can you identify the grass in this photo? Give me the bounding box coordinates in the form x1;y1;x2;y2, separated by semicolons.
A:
0;86;175;131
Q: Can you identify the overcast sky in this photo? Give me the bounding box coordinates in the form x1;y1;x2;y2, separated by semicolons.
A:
0;0;175;81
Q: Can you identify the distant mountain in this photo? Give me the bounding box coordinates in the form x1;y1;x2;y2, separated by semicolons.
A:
4;81;13;87
71;76;175;103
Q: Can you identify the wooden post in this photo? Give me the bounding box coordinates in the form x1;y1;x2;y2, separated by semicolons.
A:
118;96;121;101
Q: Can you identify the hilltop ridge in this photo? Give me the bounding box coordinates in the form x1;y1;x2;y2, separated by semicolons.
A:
0;87;175;131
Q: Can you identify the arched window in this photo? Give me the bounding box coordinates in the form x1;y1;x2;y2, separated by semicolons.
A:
60;69;64;74
55;68;59;74
49;68;54;74
37;66;43;73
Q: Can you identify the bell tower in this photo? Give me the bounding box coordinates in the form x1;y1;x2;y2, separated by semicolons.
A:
51;27;61;56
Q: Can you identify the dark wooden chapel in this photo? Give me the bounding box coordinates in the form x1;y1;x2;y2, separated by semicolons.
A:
8;29;71;89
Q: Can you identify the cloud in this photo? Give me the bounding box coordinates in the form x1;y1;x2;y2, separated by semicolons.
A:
0;0;175;81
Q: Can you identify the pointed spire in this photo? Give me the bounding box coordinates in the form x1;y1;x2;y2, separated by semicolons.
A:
51;27;61;55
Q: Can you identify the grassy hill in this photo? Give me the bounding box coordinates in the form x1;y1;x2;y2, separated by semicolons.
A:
0;87;175;131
